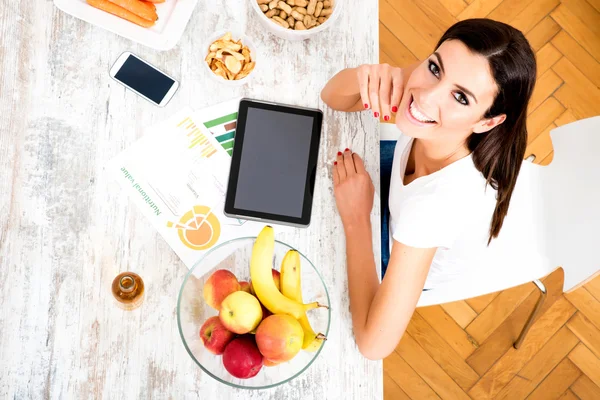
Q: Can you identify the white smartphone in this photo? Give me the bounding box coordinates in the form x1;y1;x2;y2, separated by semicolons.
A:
109;52;179;107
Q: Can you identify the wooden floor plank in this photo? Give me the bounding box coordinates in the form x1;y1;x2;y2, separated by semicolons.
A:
384;350;441;400
468;297;577;399
536;43;563;76
553;108;578;127
551;4;600;64
527;96;565;144
406;312;480;391
568;343;600;388
528;69;563;114
510;0;560;34
587;0;600;13
554;84;600;119
440;301;477;329
380;50;396;66
567;312;600;359
584;274;600;303
526;16;562;51
396;334;471;400
495;326;580;400
384;372;411;400
416;306;479;359
526;123;556;165
466;268;565;376
526;358;582;400
570;374;600;400
540;151;554;165
557;390;581;400
457;0;503;20
565;287;600;332
380;22;419;68
380;0;434;60
415;0;458;32
387;0;444;47
552;58;600;110
551;31;600;88
436;0;468;17
561;0;600;38
465;292;499;314
487;0;534;24
466;282;534;344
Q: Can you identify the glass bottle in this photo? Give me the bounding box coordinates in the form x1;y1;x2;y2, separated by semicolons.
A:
112;272;145;310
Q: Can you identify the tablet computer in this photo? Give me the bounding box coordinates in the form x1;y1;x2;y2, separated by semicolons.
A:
224;99;323;228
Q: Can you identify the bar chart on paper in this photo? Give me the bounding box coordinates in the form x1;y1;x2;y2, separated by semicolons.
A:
203;112;237;156
177;116;218;158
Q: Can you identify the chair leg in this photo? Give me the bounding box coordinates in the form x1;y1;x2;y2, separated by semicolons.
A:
514;279;547;349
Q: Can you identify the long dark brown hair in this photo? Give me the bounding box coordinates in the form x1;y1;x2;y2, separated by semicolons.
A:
436;19;536;243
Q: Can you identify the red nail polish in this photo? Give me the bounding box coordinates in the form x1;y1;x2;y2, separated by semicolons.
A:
344;148;350;152
374;112;380;118
384;115;390;121
392;106;398;113
334;161;338;165
364;103;369;109
337;151;342;156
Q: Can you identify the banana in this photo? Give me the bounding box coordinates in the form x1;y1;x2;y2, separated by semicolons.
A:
280;249;327;351
250;226;326;319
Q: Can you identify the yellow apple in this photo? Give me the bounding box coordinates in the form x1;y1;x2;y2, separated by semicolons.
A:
219;291;263;334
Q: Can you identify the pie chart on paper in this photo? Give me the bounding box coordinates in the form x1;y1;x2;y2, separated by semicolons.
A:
167;205;221;250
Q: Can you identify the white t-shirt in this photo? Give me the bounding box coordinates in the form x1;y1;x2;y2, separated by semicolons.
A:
389;133;498;289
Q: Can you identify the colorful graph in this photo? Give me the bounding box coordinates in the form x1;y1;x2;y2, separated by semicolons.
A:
203;112;237;156
167;205;221;250
177;117;218;158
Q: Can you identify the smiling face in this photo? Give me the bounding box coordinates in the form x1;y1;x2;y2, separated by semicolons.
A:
396;39;505;145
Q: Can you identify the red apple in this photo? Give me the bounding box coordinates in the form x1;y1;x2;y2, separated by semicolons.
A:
239;281;251;294
199;316;235;355
256;314;304;363
263;358;280;367
222;336;264;379
203;269;241;310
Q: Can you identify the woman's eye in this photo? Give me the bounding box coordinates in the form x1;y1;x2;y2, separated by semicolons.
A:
454;92;469;106
428;60;440;78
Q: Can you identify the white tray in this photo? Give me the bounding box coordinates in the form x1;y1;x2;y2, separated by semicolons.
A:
54;0;197;51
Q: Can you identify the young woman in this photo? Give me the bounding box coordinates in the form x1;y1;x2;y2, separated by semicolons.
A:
320;19;536;360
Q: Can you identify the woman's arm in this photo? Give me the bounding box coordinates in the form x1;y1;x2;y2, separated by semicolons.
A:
320;63;420;116
347;230;435;360
333;150;435;360
320;68;366;112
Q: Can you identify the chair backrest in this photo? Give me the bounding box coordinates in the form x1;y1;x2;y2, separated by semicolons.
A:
535;116;600;293
379;117;600;307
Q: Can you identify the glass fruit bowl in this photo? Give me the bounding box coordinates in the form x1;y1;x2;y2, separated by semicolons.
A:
177;236;331;389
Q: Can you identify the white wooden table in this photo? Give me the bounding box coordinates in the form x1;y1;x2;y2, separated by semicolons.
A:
0;0;381;398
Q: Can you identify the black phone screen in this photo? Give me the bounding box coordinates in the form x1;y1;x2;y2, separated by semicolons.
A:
114;54;175;104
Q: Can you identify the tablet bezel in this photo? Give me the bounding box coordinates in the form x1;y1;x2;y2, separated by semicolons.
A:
224;98;323;228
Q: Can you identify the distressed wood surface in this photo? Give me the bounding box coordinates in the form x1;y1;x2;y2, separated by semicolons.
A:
0;0;381;398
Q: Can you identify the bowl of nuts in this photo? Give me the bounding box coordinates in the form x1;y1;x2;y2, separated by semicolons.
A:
250;0;341;41
203;31;257;86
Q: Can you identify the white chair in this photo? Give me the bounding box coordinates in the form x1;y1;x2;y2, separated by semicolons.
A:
380;116;600;348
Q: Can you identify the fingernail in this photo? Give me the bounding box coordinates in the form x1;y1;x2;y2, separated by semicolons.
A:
392;106;398;113
384;115;390;121
344;148;350;152
334;161;338;165
374;112;380;118
364;103;369;109
337;151;342;156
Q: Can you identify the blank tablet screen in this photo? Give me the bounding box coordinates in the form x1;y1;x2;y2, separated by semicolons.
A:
233;107;315;218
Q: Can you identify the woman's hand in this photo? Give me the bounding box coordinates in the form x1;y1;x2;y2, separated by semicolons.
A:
356;64;404;121
333;149;375;231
